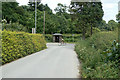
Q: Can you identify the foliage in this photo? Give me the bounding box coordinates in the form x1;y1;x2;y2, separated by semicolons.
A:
70;2;104;39
45;34;82;43
98;20;107;30
116;11;120;22
2;2;25;23
88;31;118;50
75;31;119;78
44;34;53;42
54;3;68;15
0;30;1;65
2;22;28;32
107;20;118;31
98;20;118;31
2;2;76;34
62;34;82;42
2;30;46;65
102;40;119;63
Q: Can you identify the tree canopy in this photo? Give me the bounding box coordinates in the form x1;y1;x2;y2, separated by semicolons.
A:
70;2;104;39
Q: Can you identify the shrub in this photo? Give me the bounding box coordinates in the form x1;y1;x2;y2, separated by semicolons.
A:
88;31;118;50
45;34;82;43
2;22;28;32
44;34;53;42
102;40;119;61
63;34;82;42
75;31;119;78
2;30;46;65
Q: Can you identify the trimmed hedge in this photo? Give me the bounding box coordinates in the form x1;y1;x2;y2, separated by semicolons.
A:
2;30;46;65
45;34;82;42
0;30;1;65
44;34;53;42
62;34;82;42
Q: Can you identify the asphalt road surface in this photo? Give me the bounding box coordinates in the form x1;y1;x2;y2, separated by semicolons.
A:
1;43;80;78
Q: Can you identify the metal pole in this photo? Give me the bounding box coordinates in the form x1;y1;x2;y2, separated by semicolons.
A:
118;1;120;54
35;0;37;33
43;11;45;34
118;2;120;70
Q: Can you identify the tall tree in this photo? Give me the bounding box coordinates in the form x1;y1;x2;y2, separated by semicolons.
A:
116;12;120;22
107;20;118;31
70;2;104;39
54;3;72;34
54;3;67;14
88;2;104;35
98;20;107;30
2;2;19;23
28;2;41;11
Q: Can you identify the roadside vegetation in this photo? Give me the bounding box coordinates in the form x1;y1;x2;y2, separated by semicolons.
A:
71;1;120;78
2;30;46;65
75;29;119;78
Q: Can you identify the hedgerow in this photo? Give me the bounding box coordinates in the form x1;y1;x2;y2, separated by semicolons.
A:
75;31;119;78
62;34;82;42
2;30;46;65
45;34;82;42
44;34;53;42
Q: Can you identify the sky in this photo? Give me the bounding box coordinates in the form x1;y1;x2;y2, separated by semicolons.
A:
16;0;120;23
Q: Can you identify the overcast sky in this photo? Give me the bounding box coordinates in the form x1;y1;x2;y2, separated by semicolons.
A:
16;0;120;23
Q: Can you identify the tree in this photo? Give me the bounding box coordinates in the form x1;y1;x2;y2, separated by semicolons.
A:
70;2;90;39
98;20;107;30
2;2;19;23
107;20;118;31
2;2;88;34
54;3;68;14
54;3;72;34
98;20;118;31
116;12;120;22
116;12;120;55
70;2;104;39
28;2;41;11
87;2;104;35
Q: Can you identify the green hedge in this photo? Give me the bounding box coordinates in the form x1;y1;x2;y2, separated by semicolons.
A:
45;34;82;42
44;34;53;42
2;23;28;32
62;34;82;42
2;30;46;65
0;30;1;65
75;31;119;78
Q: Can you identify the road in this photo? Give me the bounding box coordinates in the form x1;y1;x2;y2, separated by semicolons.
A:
1;43;80;78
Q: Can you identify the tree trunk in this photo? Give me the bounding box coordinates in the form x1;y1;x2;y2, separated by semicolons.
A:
91;25;93;35
43;11;45;34
82;30;85;40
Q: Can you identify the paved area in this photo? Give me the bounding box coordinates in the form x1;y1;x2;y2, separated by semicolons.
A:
1;43;80;78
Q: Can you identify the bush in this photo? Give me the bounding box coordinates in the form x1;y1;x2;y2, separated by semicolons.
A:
63;34;82;42
102;40;119;62
44;34;53;42
0;30;1;65
45;34;82;43
2;30;46;65
88;31;118;50
75;31;119;78
2;22;28;32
